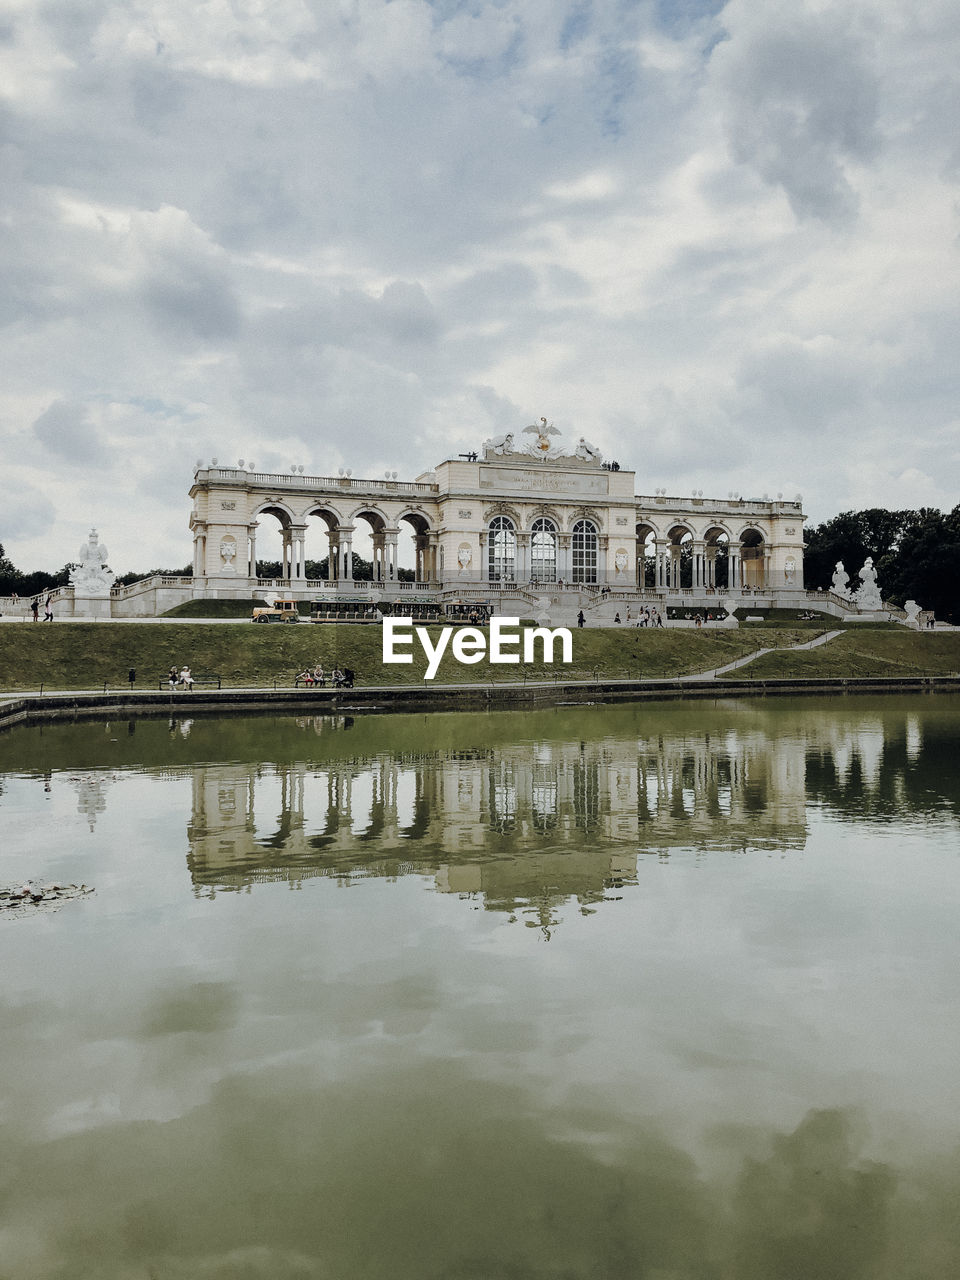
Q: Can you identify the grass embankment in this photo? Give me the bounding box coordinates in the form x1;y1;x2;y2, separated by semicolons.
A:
728;630;960;679
0;623;776;691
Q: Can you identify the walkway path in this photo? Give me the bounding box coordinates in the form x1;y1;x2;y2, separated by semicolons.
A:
680;629;845;681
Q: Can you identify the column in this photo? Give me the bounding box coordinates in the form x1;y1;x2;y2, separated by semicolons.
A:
291;528;306;581
728;542;741;591
247;524;258;579
415;534;428;583
516;532;530;583
558;534;571;584
328;531;340;581
193;529;204;577
762;552;771;590
692;541;705;589
340;526;354;580
478;531;488;582
281;530;292;579
427;533;440;583
384;530;399;580
654;541;667;589
597;535;609;586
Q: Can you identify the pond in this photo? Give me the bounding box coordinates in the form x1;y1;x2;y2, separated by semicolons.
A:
2;695;960;1279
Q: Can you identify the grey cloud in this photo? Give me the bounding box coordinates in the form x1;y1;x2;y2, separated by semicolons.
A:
714;12;880;222
33;400;105;463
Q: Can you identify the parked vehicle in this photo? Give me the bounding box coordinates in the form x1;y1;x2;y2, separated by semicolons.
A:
252;599;301;623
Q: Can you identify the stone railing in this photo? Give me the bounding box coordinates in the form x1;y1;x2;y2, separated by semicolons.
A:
196;467;439;496
112;575;193;598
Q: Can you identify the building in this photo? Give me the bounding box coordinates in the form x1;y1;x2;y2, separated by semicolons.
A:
181;424;806;623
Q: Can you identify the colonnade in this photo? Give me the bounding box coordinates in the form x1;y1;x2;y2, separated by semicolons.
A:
237;523;439;584
645;540;770;590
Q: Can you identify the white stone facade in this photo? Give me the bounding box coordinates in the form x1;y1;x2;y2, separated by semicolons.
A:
186;437;807;608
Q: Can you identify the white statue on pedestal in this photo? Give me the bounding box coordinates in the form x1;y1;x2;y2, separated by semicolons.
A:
904;600;921;628
854;557;883;611
830;561;850;598
69;529;115;597
483;432;515;457
574;437;603;464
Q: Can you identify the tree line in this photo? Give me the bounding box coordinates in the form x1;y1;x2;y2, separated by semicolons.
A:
804;506;960;623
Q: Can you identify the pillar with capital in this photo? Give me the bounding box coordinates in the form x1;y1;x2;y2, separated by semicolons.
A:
338;525;354;580
728;542;742;591
246;523;258;579
555;532;570;583
597;534;609;585
516;532;530;583
383;529;399;580
691;541;706;589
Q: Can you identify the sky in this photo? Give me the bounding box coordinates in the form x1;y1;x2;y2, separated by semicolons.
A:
2;0;959;574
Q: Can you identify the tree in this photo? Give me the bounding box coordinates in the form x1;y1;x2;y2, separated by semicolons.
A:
803;508;916;593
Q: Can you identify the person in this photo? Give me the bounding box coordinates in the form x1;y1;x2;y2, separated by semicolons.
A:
178;666;194;689
341;667;355;688
614;612;621;624
331;666;344;686
43;595;53;621
296;669;314;686
577;610;585;629
31;598;39;622
313;663;325;686
655;611;663;628
168;666;178;689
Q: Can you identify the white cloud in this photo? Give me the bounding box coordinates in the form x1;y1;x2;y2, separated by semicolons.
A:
1;0;959;568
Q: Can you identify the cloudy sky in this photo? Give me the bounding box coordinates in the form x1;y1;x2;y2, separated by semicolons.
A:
2;0;959;573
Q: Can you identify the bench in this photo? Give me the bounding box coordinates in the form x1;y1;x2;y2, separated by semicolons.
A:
157;674;222;690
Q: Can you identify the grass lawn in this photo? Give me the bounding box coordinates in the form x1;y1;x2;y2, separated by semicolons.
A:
0;622;774;691
728;630;960;679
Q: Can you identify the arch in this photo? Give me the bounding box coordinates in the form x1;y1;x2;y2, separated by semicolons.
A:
738;526;766;589
701;525;730;590
636;522;658;589
566;507;602;532
250;502;302;580
665;523;695;589
571;518;598;584
396;509;435;583
488;514;517;582
530;516;558;584
302;504;346;582
348;504;388;533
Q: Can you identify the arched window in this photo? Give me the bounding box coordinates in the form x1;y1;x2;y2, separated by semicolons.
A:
530;517;557;583
571;519;598;584
488;516;516;581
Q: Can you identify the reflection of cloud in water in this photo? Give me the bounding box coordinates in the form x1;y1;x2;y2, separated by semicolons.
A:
0;1048;953;1280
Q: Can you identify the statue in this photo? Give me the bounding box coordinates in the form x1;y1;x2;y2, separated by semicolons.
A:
614;549;628;577
854;557;883;611
69;529;115;597
523;417;561;458
904;600;921;628
483;432;515;457
830;561;850;598
457;544;472;572
574;437;603;464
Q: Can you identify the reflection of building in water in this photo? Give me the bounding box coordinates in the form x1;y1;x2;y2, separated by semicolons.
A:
185;726;809;925
69;770;117;831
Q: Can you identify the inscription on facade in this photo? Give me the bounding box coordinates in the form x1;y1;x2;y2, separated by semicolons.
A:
220;501;236;510
457;508;473;519
487;467;607;495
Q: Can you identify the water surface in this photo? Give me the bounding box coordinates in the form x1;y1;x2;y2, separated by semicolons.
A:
2;696;960;1278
